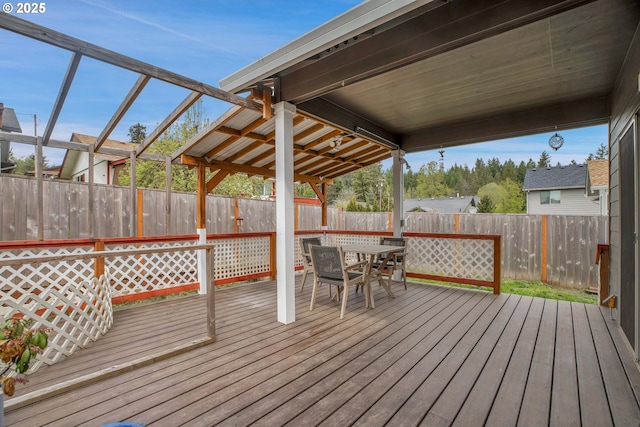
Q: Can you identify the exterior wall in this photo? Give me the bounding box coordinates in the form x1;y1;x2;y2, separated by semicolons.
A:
609;19;640;355
526;188;601;216
70;152;110;184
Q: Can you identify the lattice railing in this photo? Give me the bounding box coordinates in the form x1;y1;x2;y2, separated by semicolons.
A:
210;236;271;282
104;241;199;298
0;257;112;374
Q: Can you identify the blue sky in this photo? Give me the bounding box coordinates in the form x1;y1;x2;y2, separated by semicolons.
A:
2;0;608;169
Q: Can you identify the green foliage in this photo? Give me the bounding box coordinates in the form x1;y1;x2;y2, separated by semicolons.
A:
128;123;146;144
476;195;495;213
415;161;451;197
8;153;49;175
538;150;551;168
1;318;50;396
586;143;608;161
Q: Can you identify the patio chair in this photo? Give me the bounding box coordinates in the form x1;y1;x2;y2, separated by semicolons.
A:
299;237;322;293
309;245;368;319
371;237;407;290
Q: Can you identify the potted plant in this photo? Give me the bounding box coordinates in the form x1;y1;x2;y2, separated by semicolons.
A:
1;318;49;424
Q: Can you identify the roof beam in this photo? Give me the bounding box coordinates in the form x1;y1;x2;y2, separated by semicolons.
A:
96;74;150;150
42;52;82;146
279;0;596;103
181;155;332;185
137;91;203;157
402;95;610;152
0;14;262;112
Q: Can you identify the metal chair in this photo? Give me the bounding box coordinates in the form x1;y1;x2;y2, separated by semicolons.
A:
309;245;367;319
299;237;322;292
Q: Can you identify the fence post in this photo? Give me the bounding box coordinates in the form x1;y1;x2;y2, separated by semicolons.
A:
541;215;548;283
94;240;105;278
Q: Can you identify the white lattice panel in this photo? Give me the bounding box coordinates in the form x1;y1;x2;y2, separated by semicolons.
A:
0;246;95;290
406;237;495;281
212;237;271;280
105;242;198;297
329;234;381;263
0;272;112;374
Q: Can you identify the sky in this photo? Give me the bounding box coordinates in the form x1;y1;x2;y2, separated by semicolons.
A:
1;0;608;170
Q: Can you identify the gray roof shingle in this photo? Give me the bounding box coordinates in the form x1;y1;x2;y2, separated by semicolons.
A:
522;164;587;191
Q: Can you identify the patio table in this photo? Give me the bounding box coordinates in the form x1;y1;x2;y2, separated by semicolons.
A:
341;244;403;309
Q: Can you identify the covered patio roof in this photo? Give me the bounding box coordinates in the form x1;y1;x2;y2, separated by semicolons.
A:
221;0;639;152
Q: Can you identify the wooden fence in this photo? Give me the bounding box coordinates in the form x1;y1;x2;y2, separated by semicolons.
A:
0;175;607;288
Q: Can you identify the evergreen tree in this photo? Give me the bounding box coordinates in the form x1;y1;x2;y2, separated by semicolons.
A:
538;151;551;168
127;123;146;144
477;195;495;213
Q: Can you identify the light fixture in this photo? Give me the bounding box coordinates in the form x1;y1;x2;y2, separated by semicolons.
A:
329;135;343;151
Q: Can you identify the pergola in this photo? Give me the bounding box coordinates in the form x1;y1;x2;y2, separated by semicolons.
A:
1;0;639;327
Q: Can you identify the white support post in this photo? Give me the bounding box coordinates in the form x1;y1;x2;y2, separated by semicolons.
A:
275;101;296;324
392;150;405;237
392;150;406;281
197;228;207;294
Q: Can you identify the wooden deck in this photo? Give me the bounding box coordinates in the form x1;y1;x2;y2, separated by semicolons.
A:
4;278;640;426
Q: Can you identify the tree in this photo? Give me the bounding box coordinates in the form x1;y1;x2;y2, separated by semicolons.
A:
586;143;608;161
477;195;495;213
538;151;551;168
10;153;48;175
496;178;526;213
415;161;451;198
128;123;146;144
119;101;209;192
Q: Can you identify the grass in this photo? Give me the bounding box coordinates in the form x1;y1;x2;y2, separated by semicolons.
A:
422;278;598;305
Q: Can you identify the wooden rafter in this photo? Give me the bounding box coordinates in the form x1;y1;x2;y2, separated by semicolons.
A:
42;52;82;146
137;91;202;157
181;155;332;185
96;74;150;151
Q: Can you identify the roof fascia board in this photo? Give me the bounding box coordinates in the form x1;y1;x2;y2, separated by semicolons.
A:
219;0;438;94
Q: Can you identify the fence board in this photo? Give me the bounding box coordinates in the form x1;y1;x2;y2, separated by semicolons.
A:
0;175;607;288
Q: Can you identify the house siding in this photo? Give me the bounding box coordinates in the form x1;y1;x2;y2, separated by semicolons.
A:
70;152;110;185
526;188;601;216
609;16;640;356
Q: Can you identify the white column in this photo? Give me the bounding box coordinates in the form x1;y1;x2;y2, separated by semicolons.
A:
275;101;296;324
392;150;405;237
197;228;208;294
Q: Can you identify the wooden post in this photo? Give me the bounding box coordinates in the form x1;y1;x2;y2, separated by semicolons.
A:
197;164;206;229
321;183;328;227
88;144;95;239
165;155;172;235
493;236;501;294
130;152;137;237
270;232;277;280
206;246;216;339
455;213;460;234
137;188;144;237
294;204;299;231
94;240;105;278
541;215;548;283
36;137;44;240
234;198;240;233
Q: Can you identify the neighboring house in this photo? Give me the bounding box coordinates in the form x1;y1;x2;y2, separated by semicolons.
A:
404;196;477;213
59;133;135;184
26;165;61;179
522;164;601;215
586;159;609;216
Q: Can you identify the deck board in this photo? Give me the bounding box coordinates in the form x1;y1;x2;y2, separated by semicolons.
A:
4;279;640;426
